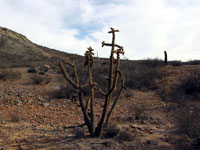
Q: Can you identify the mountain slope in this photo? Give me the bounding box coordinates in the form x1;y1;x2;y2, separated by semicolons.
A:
0;26;83;68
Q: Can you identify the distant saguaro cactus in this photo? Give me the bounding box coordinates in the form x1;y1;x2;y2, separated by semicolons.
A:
59;27;125;137
164;51;167;65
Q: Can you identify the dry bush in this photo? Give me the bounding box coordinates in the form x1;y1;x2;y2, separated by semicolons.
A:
0;69;21;81
30;74;51;85
181;74;200;99
74;128;86;138
175;104;200;139
169;60;182;66
139;58;164;68
184;60;200;65
166;73;200;102
174;102;200;150
121;89;133;99
9;110;21;122
123;65;161;90
104;124;120;138
118;131;132;141
27;68;37;73
52;85;77;99
121;59;164;91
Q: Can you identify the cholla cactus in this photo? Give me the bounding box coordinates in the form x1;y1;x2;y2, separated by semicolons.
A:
60;27;125;137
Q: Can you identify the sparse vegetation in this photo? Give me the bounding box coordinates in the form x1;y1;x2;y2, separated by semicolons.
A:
104;123;120;138
0;69;21;81
1;26;200;150
175;104;200;139
118;131;132;141
169;60;182;66
10;110;21;122
123;64;161;90
27;68;37;73
30;74;51;85
165;72;200;102
52;85;76;100
74;128;86;138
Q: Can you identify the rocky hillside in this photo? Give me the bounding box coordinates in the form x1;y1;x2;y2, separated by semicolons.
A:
0;26;83;69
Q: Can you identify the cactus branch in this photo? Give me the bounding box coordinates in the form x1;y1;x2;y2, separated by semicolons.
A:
105;76;125;127
94;27;125;137
59;62;79;89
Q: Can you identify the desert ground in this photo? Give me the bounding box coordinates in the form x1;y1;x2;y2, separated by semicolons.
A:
0;64;199;150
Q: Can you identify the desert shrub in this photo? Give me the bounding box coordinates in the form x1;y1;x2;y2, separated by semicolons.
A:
185;60;200;65
30;74;51;85
38;70;45;75
121;59;163;90
165;73;200;102
104;124;120;138
175;104;200;139
169;61;182;66
134;105;146;120
0;69;21;81
140;58;164;68
75;128;85;138
52;85;77;100
124;65;161;90
121;89;133;99
118;131;132;141
27;68;37;73
181;75;200;99
10;110;21;122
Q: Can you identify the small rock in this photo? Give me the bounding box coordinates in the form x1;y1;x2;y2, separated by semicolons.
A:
145;140;158;146
14;101;22;106
42;103;49;107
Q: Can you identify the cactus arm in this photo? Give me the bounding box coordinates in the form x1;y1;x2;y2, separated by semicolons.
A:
59;62;79;89
61;61;79;86
98;87;106;96
85;97;90;111
95;28;122;137
85;46;96;133
88;63;95;132
59;61;94;136
93;82;106;96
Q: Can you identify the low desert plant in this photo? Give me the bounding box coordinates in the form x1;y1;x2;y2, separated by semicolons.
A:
124;66;161;90
169;61;182;66
140;58;164;68
10;110;21;122
175;104;200;139
75;128;86;138
118;131;132;141
30;74;51;85
184;60;200;65
27;68;37;73
104;124;120;138
0;69;21;81
52;85;77;100
164;73;200;102
181;74;200;99
122;89;133;98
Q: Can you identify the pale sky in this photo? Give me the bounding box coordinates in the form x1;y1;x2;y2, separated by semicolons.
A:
0;0;200;61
